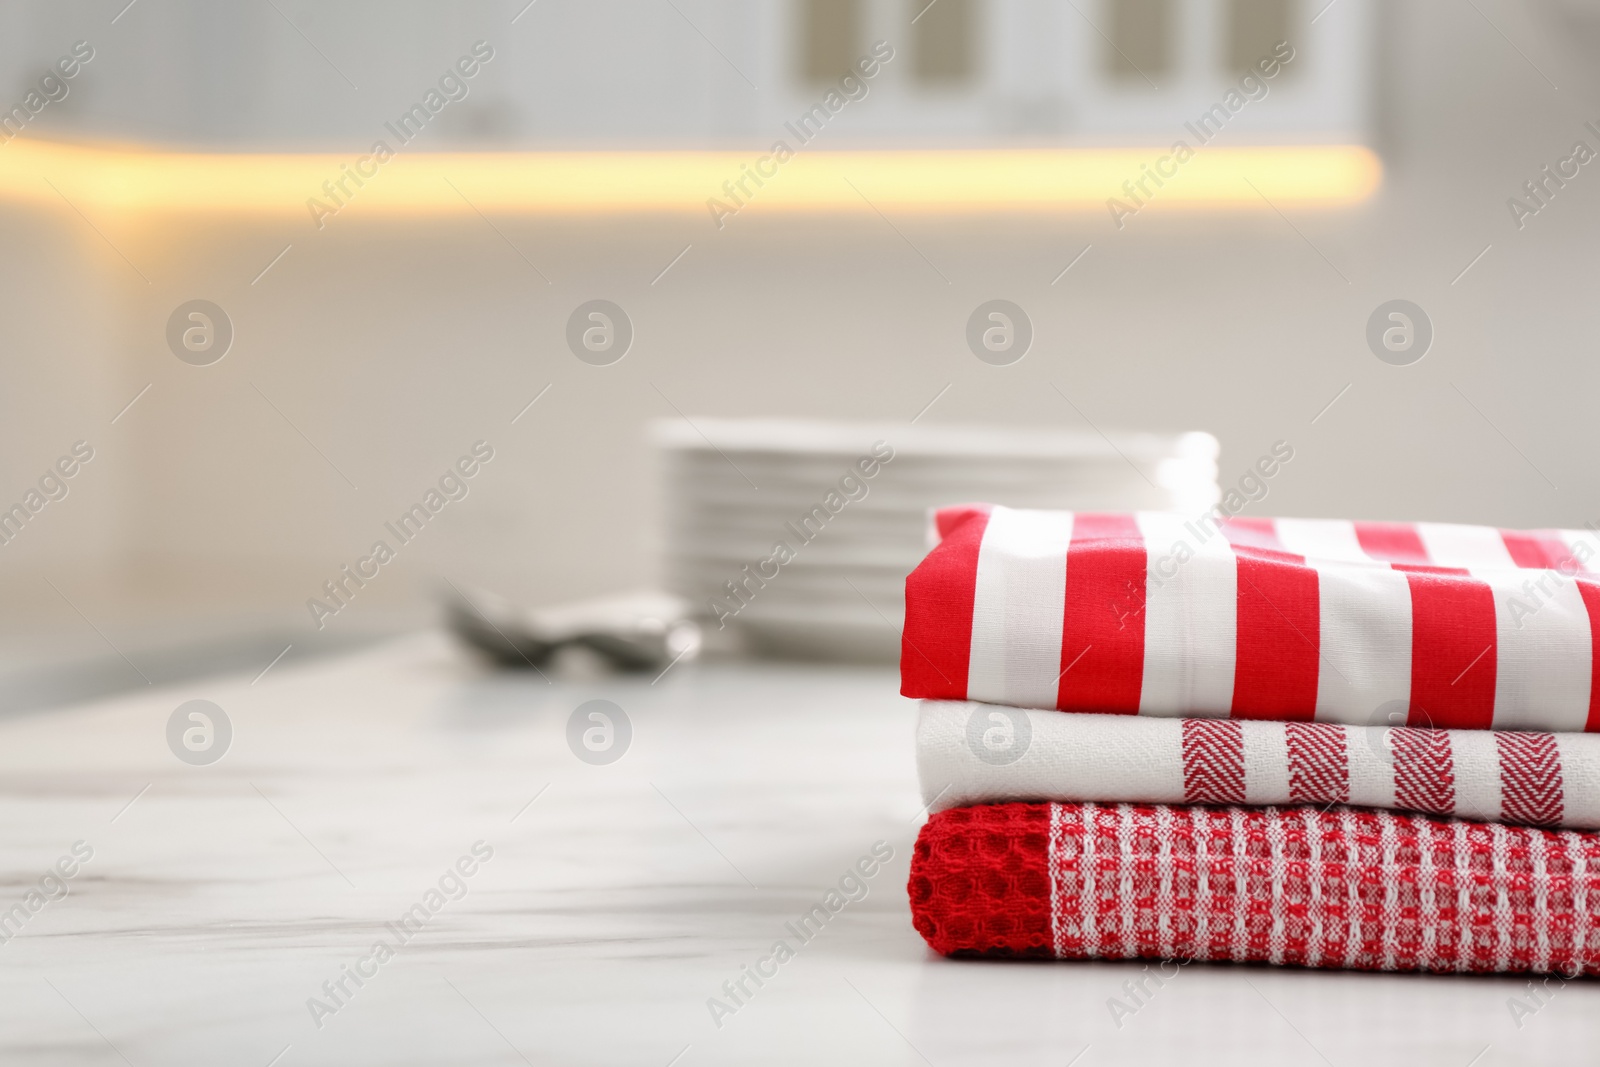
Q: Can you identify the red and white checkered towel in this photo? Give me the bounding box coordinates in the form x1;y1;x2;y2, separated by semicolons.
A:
909;801;1600;975
902;506;1600;732
917;702;1600;828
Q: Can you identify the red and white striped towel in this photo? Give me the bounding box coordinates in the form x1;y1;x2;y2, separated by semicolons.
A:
902;506;1600;732
917;702;1600;828
909;800;1600;975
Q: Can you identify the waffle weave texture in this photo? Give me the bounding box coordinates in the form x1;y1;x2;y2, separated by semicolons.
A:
909;801;1600;975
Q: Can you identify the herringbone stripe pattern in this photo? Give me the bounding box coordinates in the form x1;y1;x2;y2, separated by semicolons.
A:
1181;719;1245;803
1285;721;1349;803
1498;732;1564;828
1392;727;1456;815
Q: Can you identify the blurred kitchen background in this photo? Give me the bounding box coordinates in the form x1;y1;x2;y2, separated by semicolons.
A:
1;0;1597;709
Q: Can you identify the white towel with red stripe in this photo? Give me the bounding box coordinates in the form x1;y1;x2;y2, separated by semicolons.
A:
902;506;1600;732
917;702;1600;829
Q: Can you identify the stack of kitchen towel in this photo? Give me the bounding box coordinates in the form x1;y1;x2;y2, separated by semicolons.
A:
905;504;1600;976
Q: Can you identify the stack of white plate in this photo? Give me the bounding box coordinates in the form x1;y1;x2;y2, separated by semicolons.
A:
651;419;1220;663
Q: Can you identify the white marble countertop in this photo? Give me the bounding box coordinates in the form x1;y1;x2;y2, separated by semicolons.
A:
0;633;1593;1065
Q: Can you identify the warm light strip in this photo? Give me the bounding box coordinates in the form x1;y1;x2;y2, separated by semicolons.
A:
0;140;1380;218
